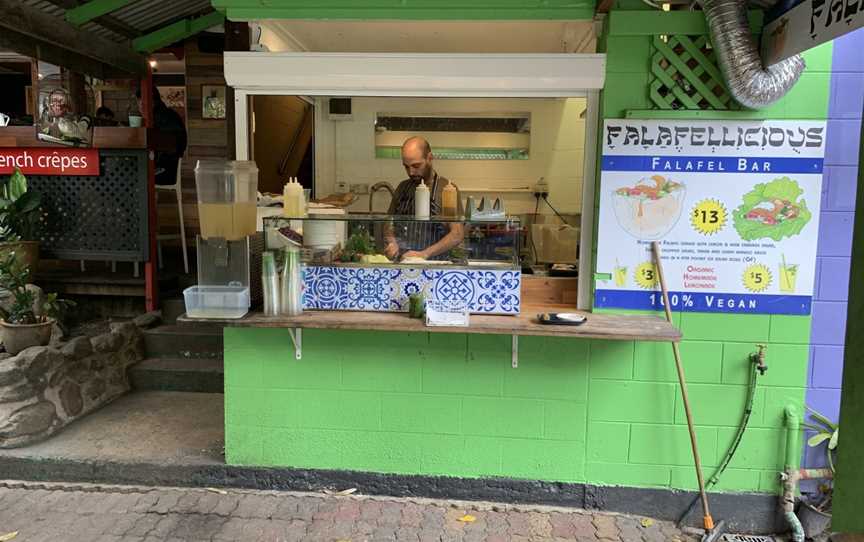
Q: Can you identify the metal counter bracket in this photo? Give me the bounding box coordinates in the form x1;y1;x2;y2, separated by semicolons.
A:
512;335;518;368
288;329;302;360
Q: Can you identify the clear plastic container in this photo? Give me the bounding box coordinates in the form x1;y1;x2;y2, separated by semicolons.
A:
197;236;250;288
183;285;250;319
195;159;259;240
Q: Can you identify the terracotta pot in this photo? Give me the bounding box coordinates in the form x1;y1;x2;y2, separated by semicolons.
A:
0;241;40;283
0;318;55;355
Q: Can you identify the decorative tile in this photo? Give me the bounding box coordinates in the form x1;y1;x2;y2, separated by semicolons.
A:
303;266;521;315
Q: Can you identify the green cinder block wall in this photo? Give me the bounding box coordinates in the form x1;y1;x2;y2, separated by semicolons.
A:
223;9;833;495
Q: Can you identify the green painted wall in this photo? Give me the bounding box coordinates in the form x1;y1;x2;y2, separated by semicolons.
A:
213;0;595;21
832;102;864;533
223;9;835;495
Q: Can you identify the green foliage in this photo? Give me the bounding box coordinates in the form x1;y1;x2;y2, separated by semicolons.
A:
0;168;44;242
732;177;812;242
803;405;839;474
0;253;73;325
340;228;377;262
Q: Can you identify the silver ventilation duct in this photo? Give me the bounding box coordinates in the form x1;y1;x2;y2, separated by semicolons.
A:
702;0;805;109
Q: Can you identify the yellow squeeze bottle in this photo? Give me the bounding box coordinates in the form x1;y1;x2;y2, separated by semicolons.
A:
442;180;458;217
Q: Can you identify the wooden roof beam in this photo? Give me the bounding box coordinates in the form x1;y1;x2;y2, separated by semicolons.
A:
132;10;225;54
0;0;144;75
42;0;140;39
65;0;134;27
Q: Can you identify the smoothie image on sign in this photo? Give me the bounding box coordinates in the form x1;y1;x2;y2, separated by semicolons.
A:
733;177;811;242
614;263;628;287
612;175;686;240
778;255;798;293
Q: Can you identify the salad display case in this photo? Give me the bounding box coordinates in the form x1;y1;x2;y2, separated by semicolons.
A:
263;214;522;315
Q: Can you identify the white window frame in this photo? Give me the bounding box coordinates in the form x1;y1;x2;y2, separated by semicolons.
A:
226;51;605;310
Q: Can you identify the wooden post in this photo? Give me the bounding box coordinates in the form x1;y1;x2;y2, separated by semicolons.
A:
142;68;159;312
833;99;864;534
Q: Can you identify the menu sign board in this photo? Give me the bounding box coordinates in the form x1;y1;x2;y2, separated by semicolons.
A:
762;0;864;65
594;119;826;315
0;148;99;176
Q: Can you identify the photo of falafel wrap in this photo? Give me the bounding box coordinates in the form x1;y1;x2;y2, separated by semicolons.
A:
732;177;812;241
612;175;686;240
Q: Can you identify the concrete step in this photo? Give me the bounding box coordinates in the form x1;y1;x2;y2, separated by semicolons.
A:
129;357;223;393
143;324;223;359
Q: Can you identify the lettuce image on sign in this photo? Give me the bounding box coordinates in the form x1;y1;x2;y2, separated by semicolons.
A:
732;177;812;241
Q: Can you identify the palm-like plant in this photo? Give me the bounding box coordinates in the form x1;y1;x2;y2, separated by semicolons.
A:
0;168;43;242
803;406;838;473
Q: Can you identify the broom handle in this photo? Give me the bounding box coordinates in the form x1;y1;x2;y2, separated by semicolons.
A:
651;241;713;527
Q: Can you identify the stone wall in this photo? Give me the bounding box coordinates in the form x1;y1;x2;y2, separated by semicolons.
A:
0;313;160;448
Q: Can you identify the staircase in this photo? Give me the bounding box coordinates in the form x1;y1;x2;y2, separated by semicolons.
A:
129;300;225;393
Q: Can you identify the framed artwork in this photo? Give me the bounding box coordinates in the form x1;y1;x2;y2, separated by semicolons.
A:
158;86;186;120
201;84;226;119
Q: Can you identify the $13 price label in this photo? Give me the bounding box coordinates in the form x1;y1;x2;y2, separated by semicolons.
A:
690;199;727;235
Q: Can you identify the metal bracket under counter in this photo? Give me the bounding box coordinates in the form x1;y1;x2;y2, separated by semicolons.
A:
288;328;302;360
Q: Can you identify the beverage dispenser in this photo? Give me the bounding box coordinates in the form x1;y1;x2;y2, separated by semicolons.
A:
184;160;260;319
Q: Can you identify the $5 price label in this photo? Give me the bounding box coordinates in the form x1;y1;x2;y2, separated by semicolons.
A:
743;263;772;293
690;199;727;235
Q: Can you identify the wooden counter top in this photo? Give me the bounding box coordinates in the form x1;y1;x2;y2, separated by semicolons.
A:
0;126;146;149
180;304;681;342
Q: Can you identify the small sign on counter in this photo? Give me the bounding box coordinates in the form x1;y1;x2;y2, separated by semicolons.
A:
425;300;470;327
0;148;100;176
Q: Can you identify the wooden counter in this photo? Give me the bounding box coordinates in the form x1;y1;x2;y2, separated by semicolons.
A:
0;126;146;149
180;304;681;342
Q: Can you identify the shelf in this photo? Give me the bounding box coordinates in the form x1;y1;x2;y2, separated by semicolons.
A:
179;304;681;343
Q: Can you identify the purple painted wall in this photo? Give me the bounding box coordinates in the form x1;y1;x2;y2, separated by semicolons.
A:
805;28;864;470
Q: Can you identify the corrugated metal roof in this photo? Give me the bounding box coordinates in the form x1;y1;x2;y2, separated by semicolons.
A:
110;0;214;34
18;0;217;44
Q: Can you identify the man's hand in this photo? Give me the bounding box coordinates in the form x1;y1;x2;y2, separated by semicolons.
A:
401;250;428;260
384;241;400;259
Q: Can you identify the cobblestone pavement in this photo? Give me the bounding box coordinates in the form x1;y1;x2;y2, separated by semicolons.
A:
0;480;702;541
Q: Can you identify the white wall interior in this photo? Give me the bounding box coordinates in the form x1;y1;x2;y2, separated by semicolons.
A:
314;97;586;216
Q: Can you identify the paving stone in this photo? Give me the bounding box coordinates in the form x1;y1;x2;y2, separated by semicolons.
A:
0;483;713;542
593;513;621;540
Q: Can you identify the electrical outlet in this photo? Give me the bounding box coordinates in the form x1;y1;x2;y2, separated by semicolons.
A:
350;183;369;195
335;180;349;193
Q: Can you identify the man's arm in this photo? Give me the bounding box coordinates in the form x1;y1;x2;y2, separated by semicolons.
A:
403;223;465;260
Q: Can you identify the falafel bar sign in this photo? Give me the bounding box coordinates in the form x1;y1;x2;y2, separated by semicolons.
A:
594;119;825;315
0;148;99;176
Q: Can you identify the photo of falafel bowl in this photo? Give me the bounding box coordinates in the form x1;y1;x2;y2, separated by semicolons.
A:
612;175;687;240
732;177;812;242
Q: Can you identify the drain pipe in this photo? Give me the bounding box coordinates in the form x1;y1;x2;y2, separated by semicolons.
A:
783;405;805;542
701;0;806;109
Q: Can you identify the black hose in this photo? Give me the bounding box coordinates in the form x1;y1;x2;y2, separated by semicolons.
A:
541;194;571;226
676;359;761;527
530;195;540;265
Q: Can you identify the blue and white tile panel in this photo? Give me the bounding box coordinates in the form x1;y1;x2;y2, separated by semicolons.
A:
302;265;521;315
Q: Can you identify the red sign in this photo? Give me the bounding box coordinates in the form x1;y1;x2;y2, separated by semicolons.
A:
0;148;100;176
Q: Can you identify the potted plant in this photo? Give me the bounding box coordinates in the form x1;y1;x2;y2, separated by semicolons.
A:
0;253;72;354
799;406;838;538
0;168;44;282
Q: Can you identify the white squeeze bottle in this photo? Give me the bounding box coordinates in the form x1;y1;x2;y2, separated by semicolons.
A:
283;177;303;217
414;179;430;219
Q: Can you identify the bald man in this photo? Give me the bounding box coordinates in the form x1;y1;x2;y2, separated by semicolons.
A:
384;137;465;260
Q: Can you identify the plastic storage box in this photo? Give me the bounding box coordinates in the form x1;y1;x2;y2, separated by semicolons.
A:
183;285;250;319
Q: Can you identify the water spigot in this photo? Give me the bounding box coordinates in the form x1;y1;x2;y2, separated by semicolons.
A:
750;344;767;375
